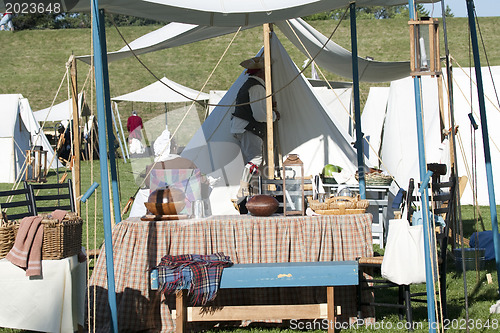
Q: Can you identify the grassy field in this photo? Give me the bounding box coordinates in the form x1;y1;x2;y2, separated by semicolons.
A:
1;15;500;332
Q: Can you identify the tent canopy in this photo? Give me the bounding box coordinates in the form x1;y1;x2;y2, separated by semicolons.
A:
78;18;410;82
66;0;438;27
112;77;210;103
34;93;84;123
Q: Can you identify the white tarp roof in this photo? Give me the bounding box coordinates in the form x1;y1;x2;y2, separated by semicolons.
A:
112;77;210;103
78;18;411;82
180;33;365;215
0;94;61;183
66;0;437;27
34;93;83;123
76;23;246;65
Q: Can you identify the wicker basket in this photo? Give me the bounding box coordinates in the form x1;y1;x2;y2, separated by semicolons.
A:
0;221;18;259
356;171;393;186
309;195;369;215
12;212;83;260
41;212;82;260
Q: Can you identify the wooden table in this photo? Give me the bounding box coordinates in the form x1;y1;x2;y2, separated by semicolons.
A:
88;214;374;332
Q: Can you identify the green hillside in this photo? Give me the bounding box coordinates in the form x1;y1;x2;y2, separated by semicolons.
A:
0;16;499;124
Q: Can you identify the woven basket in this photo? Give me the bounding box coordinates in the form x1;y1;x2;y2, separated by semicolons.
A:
0;221;18;259
41;212;82;260
13;212;83;260
310;195;369;215
356;172;393;186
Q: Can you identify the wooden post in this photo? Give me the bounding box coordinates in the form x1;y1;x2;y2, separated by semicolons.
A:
69;55;81;215
176;290;187;333
327;286;335;333
263;23;274;179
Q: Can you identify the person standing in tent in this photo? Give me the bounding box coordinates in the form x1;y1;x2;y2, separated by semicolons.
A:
231;56;280;202
127;110;145;155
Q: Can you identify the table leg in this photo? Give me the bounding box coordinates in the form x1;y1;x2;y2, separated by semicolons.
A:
176;290;187;333
327;286;335;333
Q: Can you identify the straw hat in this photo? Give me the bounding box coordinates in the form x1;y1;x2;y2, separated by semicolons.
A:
240;56;265;70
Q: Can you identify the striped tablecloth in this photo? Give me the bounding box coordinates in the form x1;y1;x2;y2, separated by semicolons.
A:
88;214;374;332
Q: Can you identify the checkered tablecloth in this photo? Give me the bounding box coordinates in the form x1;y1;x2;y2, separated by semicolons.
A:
88;214;374;332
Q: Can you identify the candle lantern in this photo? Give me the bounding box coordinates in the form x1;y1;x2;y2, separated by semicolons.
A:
282;154;305;216
409;17;440;76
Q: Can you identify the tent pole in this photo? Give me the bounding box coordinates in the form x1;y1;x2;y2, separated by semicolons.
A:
91;1;118;332
69;55;81;215
441;0;470;323
111;105;127;163
349;3;366;200
114;102;130;159
263;23;274;179
408;1;437;332
98;9;122;225
466;0;500;293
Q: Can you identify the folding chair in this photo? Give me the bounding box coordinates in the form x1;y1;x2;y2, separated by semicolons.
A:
26;180;76;214
0;185;36;220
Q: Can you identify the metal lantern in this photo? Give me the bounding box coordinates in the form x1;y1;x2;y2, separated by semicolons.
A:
409;17;440;76
282;154;305;216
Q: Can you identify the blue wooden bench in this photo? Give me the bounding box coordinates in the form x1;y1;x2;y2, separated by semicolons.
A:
152;260;358;333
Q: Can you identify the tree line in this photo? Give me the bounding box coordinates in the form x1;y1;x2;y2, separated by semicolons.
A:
8;5;453;30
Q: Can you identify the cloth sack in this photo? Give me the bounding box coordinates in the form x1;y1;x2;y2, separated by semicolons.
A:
381;219;426;285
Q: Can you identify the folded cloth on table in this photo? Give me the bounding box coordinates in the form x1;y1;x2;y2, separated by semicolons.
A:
156;252;233;305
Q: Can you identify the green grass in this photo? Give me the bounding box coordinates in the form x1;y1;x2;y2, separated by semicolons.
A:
1;16;500;332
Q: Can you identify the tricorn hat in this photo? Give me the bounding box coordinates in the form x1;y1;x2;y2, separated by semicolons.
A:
240;56;265;70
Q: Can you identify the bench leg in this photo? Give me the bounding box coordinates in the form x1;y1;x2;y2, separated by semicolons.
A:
176;290;187;333
327;286;335;333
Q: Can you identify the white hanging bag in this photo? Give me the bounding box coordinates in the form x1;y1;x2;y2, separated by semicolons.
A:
381;219;426;285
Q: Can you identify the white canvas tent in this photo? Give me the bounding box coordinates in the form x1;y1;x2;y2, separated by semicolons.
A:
180;33;367;215
112;76;210;103
33;93;84;123
361;67;500;205
0;94;61;183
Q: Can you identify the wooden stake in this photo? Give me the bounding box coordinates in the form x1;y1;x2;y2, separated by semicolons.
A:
69;55;81;216
263;23;274;179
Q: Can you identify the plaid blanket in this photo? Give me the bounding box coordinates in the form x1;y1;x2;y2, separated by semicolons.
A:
156;252;233;306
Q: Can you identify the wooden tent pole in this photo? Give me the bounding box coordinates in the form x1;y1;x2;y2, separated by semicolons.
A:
69;55;81;215
263;23;274;179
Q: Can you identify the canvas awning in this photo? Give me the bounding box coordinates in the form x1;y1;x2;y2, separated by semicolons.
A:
33;93;84;123
66;0;438;27
111;77;210;103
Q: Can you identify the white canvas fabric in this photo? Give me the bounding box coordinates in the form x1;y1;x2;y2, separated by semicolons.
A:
33;93;83;123
66;0;437;27
112;77;209;103
360;86;390;167
0;94;61;183
78;18;411;83
451;66;500;205
181;33;367;215
379;76;444;191
275;18;411;82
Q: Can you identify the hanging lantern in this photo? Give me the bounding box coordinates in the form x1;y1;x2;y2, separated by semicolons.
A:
409;17;440;76
282;154;305;216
